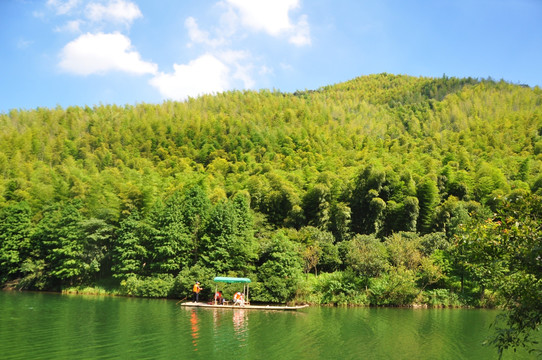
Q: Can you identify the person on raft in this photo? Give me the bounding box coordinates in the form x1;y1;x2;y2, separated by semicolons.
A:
233;291;245;306
193;281;202;302
214;290;224;305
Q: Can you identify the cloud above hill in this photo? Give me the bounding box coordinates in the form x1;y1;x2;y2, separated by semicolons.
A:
85;0;142;26
150;54;229;100
46;0;311;100
226;0;311;45
150;0;311;100
59;32;157;75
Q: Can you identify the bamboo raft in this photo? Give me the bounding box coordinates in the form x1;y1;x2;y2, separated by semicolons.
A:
183;276;309;311
180;302;309;311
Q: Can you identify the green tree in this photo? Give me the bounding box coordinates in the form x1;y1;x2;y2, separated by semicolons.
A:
343;234;388;284
417;177;439;234
302;184;331;229
295;226;340;275
255;232;303;303
80;218;114;282
111;211;150;279
199;193;257;274
263;174;299;226
32;202;86;287
0;201;33;281
180;185;211;263
329;201;351;242
458;194;542;357
433;196;475;240
381;196;419;236
474;163;511;206
385;232;423;271
148;193;192;274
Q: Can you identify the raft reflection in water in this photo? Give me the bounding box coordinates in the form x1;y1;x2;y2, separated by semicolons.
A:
233;309;248;345
190;309;199;351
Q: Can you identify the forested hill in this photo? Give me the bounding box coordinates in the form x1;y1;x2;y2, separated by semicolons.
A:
2;74;540;215
1;74;541;305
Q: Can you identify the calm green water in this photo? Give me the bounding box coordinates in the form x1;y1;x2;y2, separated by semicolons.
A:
0;291;534;359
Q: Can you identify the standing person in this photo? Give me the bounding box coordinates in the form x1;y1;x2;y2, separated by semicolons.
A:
193;281;202;302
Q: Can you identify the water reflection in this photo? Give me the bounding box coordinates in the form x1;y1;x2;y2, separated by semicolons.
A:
212;309;226;338
212;308;221;327
190;309;199;351
232;309;248;345
1;292;537;360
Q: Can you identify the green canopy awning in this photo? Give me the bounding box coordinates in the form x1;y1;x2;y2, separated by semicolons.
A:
213;277;251;283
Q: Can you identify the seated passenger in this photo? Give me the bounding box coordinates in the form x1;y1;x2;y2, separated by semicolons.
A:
214;291;224;305
233;291;245;306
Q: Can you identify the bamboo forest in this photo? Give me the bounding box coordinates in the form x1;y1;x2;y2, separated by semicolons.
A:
1;74;541;352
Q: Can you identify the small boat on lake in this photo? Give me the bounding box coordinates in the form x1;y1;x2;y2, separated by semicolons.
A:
180;302;309;311
180;276;309;311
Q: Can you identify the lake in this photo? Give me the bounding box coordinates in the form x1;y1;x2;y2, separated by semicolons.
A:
0;291;534;359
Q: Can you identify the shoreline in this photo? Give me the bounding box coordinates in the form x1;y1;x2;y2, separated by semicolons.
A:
2;285;494;310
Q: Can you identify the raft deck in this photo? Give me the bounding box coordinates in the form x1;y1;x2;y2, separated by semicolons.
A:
180;302;309;311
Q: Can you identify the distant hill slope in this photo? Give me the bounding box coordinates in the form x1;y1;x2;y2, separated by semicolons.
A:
0;73;541;225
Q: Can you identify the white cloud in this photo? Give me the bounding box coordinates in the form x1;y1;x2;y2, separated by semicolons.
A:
50;0;307;101
226;0;296;35
218;50;255;88
217;4;240;39
149;54;231;100
149;51;257;100
166;0;309;100
58;32;157;75
47;0;80;15
54;20;83;33
225;0;311;45
185;17;225;48
289;14;311;46
85;0;142;26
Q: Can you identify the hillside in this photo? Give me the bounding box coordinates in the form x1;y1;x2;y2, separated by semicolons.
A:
0;74;541;308
2;74;540;216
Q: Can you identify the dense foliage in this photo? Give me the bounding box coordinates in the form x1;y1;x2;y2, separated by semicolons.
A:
1;74;541;353
458;194;541;358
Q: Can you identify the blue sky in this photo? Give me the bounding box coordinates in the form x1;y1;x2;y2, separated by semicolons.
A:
1;0;541;112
